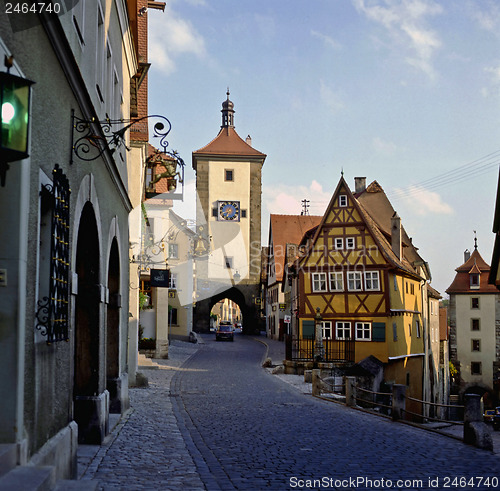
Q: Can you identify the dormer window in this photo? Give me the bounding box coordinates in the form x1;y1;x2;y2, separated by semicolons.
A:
470;273;480;289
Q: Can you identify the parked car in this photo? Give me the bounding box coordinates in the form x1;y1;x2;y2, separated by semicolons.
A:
216;322;234;341
484;409;496;424
493;407;500;431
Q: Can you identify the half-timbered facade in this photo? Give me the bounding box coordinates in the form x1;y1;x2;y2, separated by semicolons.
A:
295;176;431;400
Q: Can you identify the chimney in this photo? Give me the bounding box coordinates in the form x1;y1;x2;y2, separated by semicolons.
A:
464;249;471;262
354;177;366;194
391;212;402;259
246;135;252;147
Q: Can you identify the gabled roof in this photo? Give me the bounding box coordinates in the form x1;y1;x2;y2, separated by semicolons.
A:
300;176;424;279
355;179;428;276
446;248;498;294
269;214;322;282
193;127;266;159
427;284;442;299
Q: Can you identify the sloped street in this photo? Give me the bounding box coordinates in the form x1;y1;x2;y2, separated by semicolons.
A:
78;335;500;490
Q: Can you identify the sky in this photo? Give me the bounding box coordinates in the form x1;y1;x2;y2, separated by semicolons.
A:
146;0;500;296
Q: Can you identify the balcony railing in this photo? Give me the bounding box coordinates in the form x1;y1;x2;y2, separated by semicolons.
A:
285;335;355;364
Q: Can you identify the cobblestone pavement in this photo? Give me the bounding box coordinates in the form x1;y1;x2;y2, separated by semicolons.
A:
79;334;500;490
78;339;205;490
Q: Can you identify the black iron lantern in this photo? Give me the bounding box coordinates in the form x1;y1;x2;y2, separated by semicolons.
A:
0;69;34;186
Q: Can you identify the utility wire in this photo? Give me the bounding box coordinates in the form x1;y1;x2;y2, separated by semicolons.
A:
389;150;500;201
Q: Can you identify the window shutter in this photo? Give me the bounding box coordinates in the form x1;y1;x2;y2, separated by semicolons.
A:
302;320;315;338
372;322;386;342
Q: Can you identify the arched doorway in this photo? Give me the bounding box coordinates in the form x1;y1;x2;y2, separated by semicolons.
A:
74;202;108;443
209;287;252;334
106;238;121;413
463;385;496;408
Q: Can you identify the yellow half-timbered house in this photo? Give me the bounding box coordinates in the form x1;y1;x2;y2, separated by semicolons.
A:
295;176;431;400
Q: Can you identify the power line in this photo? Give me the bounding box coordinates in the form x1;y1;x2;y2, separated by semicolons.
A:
389;150;500;201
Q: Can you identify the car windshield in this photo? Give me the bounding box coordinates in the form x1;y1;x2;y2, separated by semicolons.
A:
218;325;232;332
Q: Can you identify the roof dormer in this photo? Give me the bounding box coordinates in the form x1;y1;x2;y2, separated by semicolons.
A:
469;262;481;290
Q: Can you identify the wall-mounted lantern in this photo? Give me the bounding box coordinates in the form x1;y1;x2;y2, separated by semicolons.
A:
0;61;35;186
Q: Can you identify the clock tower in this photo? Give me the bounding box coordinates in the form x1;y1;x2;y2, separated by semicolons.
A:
192;91;266;333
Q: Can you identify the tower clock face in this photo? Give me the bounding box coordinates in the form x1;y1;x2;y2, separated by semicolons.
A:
218;201;240;221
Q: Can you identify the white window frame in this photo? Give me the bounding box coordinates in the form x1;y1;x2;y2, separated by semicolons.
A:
96;5;105;103
73;0;86;47
346;237;355;249
415;320;421;338
334;238;343;250
336;321;351;340
168;243;179;259
168;272;177;289
347;271;362;291
321;321;332;339
329;272;343;292
312;273;327;292
106;42;113;110
470;274;480;289
355;322;371;341
339;195;348;207
364;271;380;291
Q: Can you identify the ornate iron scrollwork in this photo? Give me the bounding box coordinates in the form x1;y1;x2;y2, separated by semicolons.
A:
71;111;176;162
35;164;71;344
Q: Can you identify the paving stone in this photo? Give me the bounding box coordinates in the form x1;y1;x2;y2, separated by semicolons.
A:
77;335;500;490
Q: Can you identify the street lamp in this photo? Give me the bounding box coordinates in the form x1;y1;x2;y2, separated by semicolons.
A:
0;62;35;186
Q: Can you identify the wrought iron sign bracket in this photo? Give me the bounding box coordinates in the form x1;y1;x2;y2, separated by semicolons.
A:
70;110;179;163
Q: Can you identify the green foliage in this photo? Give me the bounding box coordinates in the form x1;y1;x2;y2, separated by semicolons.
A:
139;291;149;310
139;338;156;350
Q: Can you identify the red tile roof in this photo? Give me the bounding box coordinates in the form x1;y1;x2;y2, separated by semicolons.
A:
269;214;323;282
446;248;498;294
193;127;266;158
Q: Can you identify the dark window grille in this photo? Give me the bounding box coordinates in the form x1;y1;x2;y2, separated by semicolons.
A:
36;165;71;344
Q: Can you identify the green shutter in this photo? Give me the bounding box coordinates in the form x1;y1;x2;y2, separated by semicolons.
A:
372;322;386;342
302;320;315;338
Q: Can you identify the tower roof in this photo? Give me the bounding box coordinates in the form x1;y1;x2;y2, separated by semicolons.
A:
192;91;266;166
446;247;497;294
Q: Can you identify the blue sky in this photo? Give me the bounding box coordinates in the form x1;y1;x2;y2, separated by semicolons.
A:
147;0;500;295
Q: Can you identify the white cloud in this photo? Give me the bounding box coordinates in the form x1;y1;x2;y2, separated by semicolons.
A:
393;185;453;216
311;30;342;50
319;80;344;114
263;180;331;216
483;63;500;97
372;136;398;155
148;6;207;75
470;0;500;32
352;0;443;79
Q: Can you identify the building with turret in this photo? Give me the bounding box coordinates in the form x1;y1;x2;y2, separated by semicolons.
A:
192;92;266;333
447;241;499;404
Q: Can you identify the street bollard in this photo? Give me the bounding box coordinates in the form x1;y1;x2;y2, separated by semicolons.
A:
463;394;493;450
345;376;356;407
392;384;406;421
312;369;321;396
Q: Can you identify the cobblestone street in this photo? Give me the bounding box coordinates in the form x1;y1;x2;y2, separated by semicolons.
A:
78;335;500;490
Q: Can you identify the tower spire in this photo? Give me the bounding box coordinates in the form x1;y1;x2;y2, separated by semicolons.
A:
474;230;478;250
221;88;235;128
